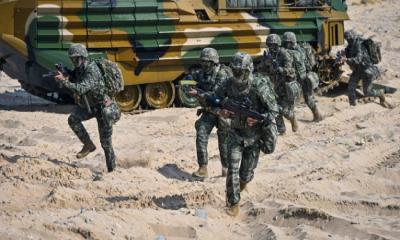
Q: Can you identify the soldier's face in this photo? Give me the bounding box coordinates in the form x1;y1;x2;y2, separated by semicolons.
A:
268;43;279;53
200;59;214;73
283;41;293;49
70;56;84;68
232;68;248;88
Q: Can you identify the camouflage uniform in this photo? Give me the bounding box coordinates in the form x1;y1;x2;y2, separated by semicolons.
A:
296;43;316;108
344;31;385;106
258;34;296;134
221;52;279;216
291;37;322;122
283;32;322;123
191;48;230;178
60;44;116;172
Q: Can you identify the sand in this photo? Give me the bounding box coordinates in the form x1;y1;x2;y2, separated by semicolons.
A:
0;0;399;239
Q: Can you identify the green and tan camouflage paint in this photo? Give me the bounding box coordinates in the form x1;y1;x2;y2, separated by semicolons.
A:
0;0;348;108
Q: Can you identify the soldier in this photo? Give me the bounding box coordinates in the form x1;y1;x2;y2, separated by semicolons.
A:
219;52;279;216
257;33;297;135
344;30;391;108
188;48;230;179
55;43;117;172
282;32;323;122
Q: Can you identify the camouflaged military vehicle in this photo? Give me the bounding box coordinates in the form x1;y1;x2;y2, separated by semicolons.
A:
0;0;348;111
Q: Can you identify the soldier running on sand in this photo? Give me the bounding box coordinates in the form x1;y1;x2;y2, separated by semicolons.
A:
188;48;231;179
55;44;118;173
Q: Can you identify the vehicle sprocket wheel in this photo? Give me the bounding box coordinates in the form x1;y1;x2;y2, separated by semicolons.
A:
116;85;142;112
144;82;175;109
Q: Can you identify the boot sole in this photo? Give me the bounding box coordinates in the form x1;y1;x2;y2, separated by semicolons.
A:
192;173;208;180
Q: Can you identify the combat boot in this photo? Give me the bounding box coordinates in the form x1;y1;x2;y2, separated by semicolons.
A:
349;98;356;106
192;165;208;179
221;167;228;177
226;203;240;217
240;179;247;192
76;142;96;159
106;156;116;172
378;91;393;109
312;107;323;122
290;117;298;132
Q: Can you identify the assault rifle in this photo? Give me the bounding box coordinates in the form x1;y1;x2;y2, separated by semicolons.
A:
187;85;274;124
42;63;70;78
206;95;269;122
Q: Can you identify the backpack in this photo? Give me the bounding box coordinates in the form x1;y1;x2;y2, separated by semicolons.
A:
94;59;124;97
362;38;381;64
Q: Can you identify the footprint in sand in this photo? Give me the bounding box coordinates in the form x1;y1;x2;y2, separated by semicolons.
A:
0;119;24;129
17;137;37;146
41;126;58;134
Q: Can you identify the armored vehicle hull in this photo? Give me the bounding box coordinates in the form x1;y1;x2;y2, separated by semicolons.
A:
0;0;348;111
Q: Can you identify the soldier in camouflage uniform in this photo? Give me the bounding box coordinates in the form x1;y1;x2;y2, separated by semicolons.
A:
344;30;390;108
219;52;279;216
55;44;117;172
282;32;322;122
257;34;297;135
188;48;230;179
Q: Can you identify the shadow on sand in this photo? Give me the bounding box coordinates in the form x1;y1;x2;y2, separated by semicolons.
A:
158;163;199;182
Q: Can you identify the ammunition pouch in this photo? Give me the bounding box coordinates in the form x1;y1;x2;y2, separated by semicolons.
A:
285;80;301;103
101;97;121;127
259;120;278;154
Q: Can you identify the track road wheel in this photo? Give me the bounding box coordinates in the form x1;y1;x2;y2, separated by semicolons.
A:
177;80;199;108
116;85;142;112
144;82;175;109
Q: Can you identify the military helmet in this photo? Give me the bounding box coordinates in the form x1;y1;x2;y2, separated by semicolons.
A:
200;48;219;64
230;52;254;72
68;43;89;58
344;30;357;40
282;32;297;44
266;34;281;46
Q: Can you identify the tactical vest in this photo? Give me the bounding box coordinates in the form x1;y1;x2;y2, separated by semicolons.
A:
226;74;278;152
193;64;230;92
70;61;107;107
226;75;271;130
